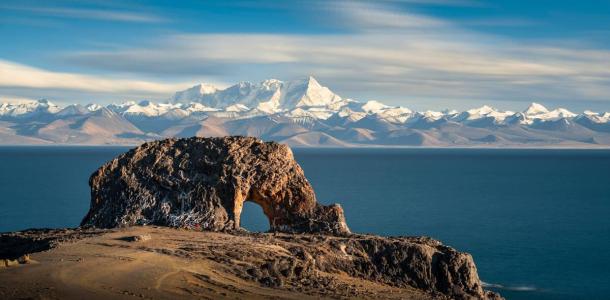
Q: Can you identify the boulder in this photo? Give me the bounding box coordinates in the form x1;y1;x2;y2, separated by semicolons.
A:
81;136;349;234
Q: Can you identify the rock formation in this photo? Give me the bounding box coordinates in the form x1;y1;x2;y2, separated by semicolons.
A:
0;227;502;299
3;137;502;299
81;136;350;234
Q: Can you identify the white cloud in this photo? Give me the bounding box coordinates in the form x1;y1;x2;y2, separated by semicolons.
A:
68;32;582;78
4;1;610;109
331;1;447;30
63;29;610;107
0;59;200;97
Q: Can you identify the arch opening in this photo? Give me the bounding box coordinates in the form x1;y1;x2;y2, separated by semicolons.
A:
239;200;270;232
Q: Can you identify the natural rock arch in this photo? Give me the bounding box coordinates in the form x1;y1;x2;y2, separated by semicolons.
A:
238;200;269;232
81;136;350;235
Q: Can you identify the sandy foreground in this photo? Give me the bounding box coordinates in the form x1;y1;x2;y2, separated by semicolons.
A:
0;226;432;300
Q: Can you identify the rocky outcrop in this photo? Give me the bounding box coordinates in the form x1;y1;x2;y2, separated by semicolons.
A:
333;236;500;299
67;136;502;299
81;136;349;234
249;233;501;299
0;227;502;299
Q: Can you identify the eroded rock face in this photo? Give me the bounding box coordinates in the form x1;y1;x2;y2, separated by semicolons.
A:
0;228;501;299
71;136;501;299
81;136;350;234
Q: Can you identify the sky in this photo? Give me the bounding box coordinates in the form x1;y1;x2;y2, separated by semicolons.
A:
1;0;610;111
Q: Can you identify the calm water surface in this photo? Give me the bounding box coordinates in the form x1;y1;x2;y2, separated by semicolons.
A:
1;147;609;300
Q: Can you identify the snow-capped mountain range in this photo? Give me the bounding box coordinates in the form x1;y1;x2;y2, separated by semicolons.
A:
1;76;610;147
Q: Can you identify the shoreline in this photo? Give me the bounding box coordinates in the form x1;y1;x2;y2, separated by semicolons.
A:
1;143;610;150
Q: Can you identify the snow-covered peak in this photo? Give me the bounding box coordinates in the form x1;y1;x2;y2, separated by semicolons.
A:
111;101;136;109
285;107;312;118
548;108;576;118
467;105;495;115
285;107;335;120
0;99;60;117
468;105;495;115
171;83;219;104
118;101;181;117
290;76;321;90
225;104;250;112
85;103;103;112
361;100;389;113
377;106;412;116
5;77;607;132
366;106;414;124
579;111;609;123
460;105;493;120
336;107;367;122
260;79;283;89
421;110;445;120
461;105;514;122
524;102;549;115
185;102;219;113
36;99;60;112
527;108;576;121
197;83;219;95
584;110;598;116
325;98;354;111
236;81;254;89
169;76;342;113
280;76;342;109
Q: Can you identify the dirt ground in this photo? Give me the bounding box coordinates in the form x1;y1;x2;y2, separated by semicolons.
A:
0;226;434;300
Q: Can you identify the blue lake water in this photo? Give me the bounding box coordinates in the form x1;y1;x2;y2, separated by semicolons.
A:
1;147;609;300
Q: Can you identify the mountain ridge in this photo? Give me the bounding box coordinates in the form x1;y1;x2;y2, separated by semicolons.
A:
2;77;610;147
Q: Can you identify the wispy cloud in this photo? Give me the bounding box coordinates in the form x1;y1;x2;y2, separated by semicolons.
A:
0;95;40;104
60;2;610;108
2;5;166;23
330;1;447;31
0;59;201;102
3;1;610;110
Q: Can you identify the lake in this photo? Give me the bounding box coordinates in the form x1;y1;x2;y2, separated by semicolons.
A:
1;147;609;300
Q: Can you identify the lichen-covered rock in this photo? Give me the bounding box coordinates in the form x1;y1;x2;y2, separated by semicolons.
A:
81;136;350;234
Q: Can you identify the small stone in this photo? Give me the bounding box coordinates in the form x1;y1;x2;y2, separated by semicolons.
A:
4;259;19;267
17;255;30;264
130;234;151;242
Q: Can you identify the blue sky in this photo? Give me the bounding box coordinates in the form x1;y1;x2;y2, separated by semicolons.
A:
1;0;610;111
